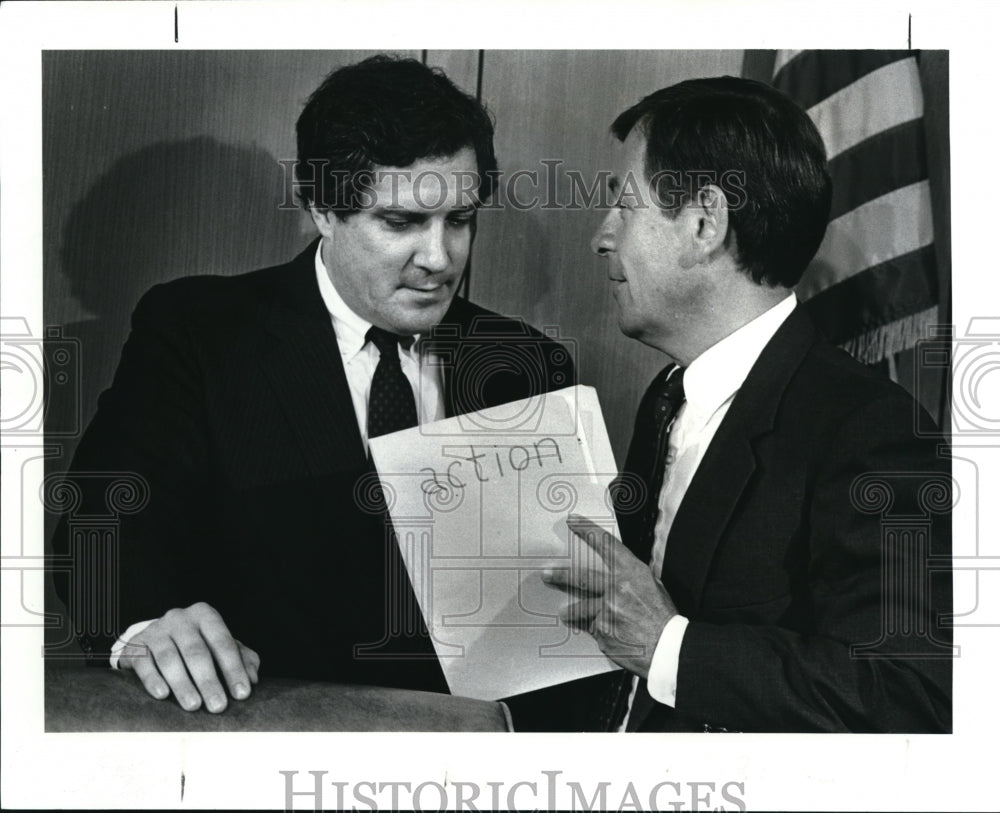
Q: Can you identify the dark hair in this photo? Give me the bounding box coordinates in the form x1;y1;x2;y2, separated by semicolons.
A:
612;76;832;287
295;55;498;217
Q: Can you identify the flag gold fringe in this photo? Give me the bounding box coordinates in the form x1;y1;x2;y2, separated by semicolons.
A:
840;306;940;365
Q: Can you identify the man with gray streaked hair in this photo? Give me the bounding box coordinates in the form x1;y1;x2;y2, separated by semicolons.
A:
544;75;951;732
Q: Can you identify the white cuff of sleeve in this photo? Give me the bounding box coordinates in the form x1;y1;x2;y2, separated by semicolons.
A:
109;619;156;669
645;614;689;707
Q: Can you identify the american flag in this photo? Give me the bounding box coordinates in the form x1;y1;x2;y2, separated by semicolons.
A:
770;50;939;365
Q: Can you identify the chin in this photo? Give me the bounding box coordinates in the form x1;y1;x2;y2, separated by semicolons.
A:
616;314;638;338
395;303;454;336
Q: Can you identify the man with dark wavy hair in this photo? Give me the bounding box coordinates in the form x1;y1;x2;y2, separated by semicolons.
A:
55;55;573;721
544;76;951;732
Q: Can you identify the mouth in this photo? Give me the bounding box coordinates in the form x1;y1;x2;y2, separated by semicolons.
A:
403;281;454;298
609;278;627;302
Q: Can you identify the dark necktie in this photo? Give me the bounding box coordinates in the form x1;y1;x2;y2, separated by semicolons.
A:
366;326;419;439
626;365;685;730
638;366;686;555
599;364;686;731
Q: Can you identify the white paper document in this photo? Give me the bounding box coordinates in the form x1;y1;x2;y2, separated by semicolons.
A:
368;385;623;700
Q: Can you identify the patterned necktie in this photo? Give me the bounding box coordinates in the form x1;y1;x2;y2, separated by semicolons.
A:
625;365;685;731
639;366;686;555
366;326;419;439
598;364;686;731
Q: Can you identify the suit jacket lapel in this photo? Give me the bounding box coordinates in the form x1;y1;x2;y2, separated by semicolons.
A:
259;240;368;476
661;306;816;613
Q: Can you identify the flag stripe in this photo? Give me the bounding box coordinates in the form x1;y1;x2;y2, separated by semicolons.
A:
807;57;923;160
772;50;803;77
827;118;928;221
798;181;933;299
768;50;940;366
804;245;938;344
773;50;912;111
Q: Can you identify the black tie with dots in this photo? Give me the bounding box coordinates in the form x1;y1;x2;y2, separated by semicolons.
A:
366;326;419;439
598;364;686;732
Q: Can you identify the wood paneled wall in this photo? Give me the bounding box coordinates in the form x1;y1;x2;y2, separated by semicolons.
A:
43;49;948;470
44;49;745;469
466;50;744;461
43;50;418;468
41;50;951;653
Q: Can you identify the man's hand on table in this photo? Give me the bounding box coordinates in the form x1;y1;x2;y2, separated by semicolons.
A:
118;602;260;712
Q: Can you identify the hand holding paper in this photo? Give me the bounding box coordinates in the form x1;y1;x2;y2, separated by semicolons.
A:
541;515;678;680
368;386;622;700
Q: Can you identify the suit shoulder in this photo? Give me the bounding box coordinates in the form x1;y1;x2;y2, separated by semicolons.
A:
441;298;577;392
135;261;291;307
446;298;564;344
131;257;304;326
803;341;912;405
785;339;935;442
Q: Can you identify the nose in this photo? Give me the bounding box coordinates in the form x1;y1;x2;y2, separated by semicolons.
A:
414;221;451;274
590;210;617;256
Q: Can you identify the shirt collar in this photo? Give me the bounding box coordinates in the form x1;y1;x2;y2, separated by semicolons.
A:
682;294;797;428
314;242;421;362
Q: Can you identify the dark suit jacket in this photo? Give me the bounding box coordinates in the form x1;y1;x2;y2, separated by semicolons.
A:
52;240;574;697
615;306;951;733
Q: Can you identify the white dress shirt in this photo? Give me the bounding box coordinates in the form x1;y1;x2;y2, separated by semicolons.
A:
620;293;797;728
110;244;447;666
313;244;446;450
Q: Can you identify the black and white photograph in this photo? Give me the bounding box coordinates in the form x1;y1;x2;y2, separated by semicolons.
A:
2;1;997;810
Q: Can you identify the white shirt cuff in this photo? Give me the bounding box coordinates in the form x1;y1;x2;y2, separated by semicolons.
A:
645;614;689;707
109;619;156;669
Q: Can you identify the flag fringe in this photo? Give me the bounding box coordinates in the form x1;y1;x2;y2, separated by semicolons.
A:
840;306;940;365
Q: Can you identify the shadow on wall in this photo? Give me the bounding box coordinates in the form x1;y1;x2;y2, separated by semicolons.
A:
51;136;308;465
45;137;307;653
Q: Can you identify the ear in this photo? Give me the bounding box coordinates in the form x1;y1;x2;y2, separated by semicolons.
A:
308;205;336;240
689;183;730;264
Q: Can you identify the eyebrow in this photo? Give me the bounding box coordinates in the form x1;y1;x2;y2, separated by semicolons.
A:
371;204;477;217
